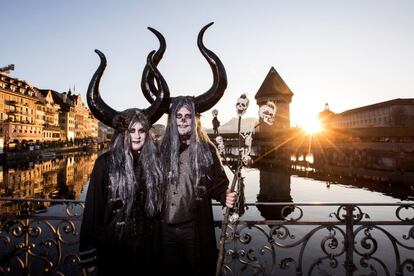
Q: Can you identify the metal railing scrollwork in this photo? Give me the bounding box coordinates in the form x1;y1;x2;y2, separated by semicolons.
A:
214;202;414;275
1;198;413;275
0;198;84;275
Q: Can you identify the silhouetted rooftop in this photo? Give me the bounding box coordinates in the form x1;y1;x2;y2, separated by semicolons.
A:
255;67;293;100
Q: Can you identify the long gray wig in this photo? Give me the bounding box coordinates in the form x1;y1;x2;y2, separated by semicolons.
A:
109;109;163;221
160;97;214;194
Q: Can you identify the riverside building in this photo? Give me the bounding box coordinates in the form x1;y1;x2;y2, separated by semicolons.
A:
0;71;99;149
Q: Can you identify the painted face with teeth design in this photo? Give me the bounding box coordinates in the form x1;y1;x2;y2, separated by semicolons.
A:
176;106;193;137
129;121;146;151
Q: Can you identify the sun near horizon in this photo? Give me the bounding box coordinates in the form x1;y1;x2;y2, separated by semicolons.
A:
299;116;323;135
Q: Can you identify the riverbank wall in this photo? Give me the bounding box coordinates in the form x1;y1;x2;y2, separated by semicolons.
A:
0;144;105;164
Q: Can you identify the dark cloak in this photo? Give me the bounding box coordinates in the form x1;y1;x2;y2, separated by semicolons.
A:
79;152;161;275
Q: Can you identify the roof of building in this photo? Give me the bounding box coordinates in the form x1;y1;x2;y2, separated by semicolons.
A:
340;98;414;115
0;72;39;98
255;67;294;100
39;89;74;110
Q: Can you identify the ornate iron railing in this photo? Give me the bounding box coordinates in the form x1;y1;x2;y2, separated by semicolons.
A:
215;202;414;276
0;198;413;275
0;198;84;275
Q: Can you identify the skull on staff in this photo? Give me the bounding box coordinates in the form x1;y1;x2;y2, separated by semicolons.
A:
236;94;249;116
240;129;253;165
259;101;276;125
215;135;225;155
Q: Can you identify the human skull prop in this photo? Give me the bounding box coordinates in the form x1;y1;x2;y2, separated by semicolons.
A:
212;109;218;117
215;135;225;155
241;149;252;166
236;94;249;116
244;131;253;148
259;101;276;125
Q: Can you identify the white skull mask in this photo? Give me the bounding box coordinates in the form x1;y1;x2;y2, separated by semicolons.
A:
236;94;249;116
215;136;224;145
212;109;218;117
259;102;276;125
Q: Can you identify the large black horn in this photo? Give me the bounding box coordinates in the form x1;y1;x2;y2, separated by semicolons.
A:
141;27;166;103
194;22;227;113
144;51;170;124
87;49;119;127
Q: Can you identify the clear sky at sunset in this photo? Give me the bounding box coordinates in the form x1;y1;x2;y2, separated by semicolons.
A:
2;1;413;129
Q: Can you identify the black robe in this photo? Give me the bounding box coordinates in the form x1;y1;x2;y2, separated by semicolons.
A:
79;151;161;275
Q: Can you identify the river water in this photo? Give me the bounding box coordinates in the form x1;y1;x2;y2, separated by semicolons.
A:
1;149;413;275
1;149;412;204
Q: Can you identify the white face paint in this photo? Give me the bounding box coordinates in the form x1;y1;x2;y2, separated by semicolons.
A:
176;106;192;136
129;121;146;151
236;95;249;116
259;102;276;125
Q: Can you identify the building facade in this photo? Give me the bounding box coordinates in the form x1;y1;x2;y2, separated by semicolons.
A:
320;99;414;129
0;73;42;146
38;90;61;142
0;72;99;149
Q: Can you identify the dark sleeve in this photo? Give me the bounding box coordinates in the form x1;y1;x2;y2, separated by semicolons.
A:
207;143;229;206
79;153;108;268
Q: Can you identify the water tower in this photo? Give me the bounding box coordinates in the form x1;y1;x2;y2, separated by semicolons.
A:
255;67;293;132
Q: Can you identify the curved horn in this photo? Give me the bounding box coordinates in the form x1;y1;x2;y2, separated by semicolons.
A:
144;51;170;124
141;27;166;103
87;49;119;127
194;22;228;113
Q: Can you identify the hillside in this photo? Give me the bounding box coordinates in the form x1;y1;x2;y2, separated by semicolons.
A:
205;117;259;133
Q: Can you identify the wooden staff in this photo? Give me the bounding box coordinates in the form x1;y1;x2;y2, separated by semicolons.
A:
215;170;239;276
215;115;243;276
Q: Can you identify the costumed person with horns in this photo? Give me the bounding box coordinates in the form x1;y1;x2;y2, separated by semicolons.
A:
142;22;236;276
79;49;168;275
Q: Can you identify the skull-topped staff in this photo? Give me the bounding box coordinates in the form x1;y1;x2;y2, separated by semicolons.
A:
216;98;277;275
258;101;277;126
215;93;251;275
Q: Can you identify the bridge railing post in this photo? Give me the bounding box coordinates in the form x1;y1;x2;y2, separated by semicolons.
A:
344;204;357;275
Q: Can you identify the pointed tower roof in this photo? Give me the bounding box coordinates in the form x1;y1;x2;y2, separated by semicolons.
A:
255;67;293;100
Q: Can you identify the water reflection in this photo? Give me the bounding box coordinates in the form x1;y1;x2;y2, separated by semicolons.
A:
257;168;293;220
252;145;414;203
1;145;413;206
0;151;99;212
